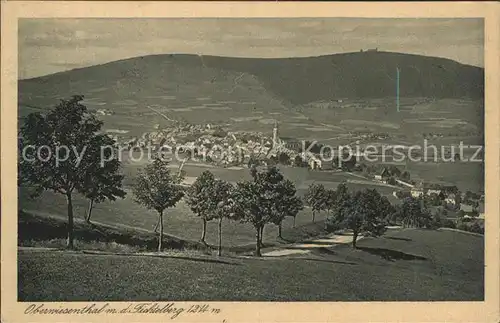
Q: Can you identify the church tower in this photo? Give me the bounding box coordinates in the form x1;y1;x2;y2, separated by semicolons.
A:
272;120;279;148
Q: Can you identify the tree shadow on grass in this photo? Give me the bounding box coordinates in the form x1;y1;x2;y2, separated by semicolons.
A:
83;250;241;266
288;257;357;265
384;236;412;242
278;237;299;244
311;247;339;256
300;240;336;245
357;247;427;262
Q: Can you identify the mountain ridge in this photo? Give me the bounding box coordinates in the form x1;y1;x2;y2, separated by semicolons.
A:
20;51;484;105
20;50;483;81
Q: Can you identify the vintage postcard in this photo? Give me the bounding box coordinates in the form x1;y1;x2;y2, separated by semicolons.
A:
1;1;499;322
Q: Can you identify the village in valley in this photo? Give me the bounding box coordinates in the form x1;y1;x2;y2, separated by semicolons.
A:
108;117;485;224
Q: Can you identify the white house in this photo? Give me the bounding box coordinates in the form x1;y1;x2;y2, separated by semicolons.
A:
374;168;390;182
445;197;456;205
460;203;474;213
411;188;424;198
309;157;322;170
426;189;442;196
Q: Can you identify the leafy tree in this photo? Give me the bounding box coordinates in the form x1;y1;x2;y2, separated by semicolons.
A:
432;211;444;229
396;196;432;228
304;183;327;223
18;137;43;201
293;155;308;168
268;155;278;166
271;179;303;238
326;182;351;231
388;165;401;178
324;189;337;214
133;158;184;251
454;191;462;211
233;166;285;256
400;171;411;181
469;221;483;234
378;194;396;223
247;155;260;169
340;152;356;172
80;135;126;223
185;171;217;245
212;127;227;138
278;152;291;165
426;193;441;206
19;95;112;248
212;179;238;256
336;189;387;248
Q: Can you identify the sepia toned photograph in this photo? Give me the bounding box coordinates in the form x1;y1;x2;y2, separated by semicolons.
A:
2;2;499;323
16;16;486;302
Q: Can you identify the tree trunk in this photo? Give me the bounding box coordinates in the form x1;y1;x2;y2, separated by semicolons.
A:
66;193;75;249
293;216;296;228
352;230;358;249
201;218;207;244
154;217;160;233
278;223;283;239
259;226;264;247
158;211;164;252
255;226;261;257
85;198;94;223
312;210;316;223
218;218;223;256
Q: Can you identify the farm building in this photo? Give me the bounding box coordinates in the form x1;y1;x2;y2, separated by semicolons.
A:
411;188;424;198
374;167;390;182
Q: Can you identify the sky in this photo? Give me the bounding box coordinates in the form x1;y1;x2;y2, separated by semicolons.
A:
18;18;484;79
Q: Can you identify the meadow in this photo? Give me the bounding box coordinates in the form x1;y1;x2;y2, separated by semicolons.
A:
19;187;328;248
19;157;411;250
18;228;484;301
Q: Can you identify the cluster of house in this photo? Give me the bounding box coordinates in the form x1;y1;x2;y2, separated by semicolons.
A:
353;132;390;141
95;108;114;116
390;180;485;219
114;121;321;168
113;121;394;172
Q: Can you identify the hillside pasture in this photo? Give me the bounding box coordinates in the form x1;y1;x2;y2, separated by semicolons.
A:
18;228;484;301
19;188;327;248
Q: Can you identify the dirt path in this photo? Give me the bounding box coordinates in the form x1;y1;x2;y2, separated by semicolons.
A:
262;232;363;257
263;226;403;257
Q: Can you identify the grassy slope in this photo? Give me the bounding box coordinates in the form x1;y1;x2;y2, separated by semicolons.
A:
18;163;404;249
19;208;331;253
18;229;484;301
19;187;328;249
18;57;293;137
197;51;484;103
18;211;205;252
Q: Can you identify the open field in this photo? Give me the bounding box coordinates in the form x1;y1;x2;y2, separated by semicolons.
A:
19;188;327;248
19;161;410;249
18;211;331;253
18;228;484;301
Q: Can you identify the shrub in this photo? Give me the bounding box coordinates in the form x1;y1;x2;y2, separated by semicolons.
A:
441;219;456;229
469;222;484;234
456;222;469;231
212;127;227;138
